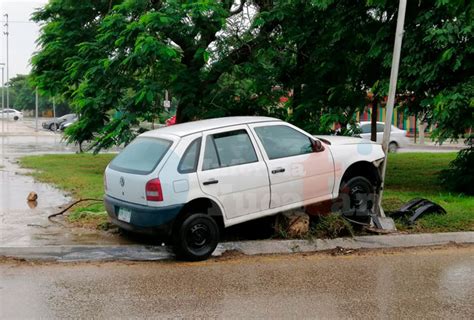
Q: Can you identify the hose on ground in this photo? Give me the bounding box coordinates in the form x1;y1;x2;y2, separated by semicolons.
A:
48;198;103;220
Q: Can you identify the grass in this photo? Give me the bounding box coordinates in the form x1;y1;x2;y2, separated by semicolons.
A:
383;153;474;232
20;153;115;228
19;152;473;232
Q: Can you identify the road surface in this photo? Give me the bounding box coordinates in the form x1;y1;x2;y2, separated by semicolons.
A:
1;246;473;319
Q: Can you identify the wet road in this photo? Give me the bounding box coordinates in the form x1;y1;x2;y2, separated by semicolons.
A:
0;118;125;246
1;246;473;319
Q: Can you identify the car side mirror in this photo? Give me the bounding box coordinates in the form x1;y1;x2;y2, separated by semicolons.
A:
312;139;325;153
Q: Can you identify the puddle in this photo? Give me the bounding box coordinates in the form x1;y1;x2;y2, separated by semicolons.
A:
0;120;130;247
0;159;71;212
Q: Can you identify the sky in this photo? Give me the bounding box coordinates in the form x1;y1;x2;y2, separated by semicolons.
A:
0;0;47;81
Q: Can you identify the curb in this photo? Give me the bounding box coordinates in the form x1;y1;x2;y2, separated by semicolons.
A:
406;144;466;150
1;232;473;262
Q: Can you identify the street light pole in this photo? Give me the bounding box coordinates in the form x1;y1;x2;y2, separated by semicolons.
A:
376;0;407;217
53;97;56;131
3;14;9;111
0;63;4;134
35;87;39;132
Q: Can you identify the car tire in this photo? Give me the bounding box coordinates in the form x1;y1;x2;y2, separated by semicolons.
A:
339;176;375;217
173;213;219;261
49;123;57;131
388;142;398;153
13;116;19;121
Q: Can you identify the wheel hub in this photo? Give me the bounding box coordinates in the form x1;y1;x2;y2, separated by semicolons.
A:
350;185;367;208
188;223;209;248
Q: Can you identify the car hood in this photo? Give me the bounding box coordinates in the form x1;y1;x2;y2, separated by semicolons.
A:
314;135;376;146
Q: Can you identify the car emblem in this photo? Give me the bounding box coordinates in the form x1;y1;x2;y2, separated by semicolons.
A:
120;177;125;187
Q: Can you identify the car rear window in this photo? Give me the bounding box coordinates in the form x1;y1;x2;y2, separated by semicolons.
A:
109;137;172;175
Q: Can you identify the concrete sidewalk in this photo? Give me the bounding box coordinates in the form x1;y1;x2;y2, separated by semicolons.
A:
1;232;473;262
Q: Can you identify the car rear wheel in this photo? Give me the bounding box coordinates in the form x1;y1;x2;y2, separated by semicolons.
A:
173;213;219;261
49;123;57;131
388;142;398;153
13;116;19;121
339;176;375;217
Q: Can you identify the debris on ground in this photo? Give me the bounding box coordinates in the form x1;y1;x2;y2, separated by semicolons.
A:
48;198;102;220
329;246;356;256
274;210;310;238
311;213;355;239
390;198;447;225
27;192;38;202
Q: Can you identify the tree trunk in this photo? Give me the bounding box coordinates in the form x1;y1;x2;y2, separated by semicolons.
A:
175;102;191;124
414;114;417;144
370;100;378;142
291;44;306;124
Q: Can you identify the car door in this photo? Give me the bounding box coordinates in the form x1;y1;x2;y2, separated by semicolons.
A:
249;123;335;209
197;125;270;220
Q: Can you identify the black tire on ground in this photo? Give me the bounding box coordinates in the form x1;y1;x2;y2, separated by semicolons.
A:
388;142;398;153
173;213;219;261
339;176;375;217
13;116;19;121
49;123;57;131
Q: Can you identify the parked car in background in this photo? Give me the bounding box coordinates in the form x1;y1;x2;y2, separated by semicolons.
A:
42;113;77;131
0;108;23;121
104;116;385;261
354;121;409;152
59;115;78;131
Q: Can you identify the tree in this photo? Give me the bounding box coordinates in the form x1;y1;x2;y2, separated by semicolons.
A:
7;75;41;111
31;0;472;153
32;0;283;151
370;0;473;194
364;0;473;142
6;74;71;114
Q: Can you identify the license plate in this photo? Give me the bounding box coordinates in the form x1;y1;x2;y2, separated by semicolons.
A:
117;207;132;223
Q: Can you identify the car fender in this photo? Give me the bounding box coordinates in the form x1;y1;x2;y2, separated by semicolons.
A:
328;142;385;196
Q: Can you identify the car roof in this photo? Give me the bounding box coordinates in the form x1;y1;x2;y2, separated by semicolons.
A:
142;116;281;138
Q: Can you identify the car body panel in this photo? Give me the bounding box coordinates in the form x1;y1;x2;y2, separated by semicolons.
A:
197;125;270;220
0;108;23;120
249;122;335;209
42;114;77;129
104;117;385;231
105;134;179;206
357;121;410;148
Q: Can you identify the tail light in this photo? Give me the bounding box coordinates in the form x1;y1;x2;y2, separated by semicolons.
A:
146;178;163;201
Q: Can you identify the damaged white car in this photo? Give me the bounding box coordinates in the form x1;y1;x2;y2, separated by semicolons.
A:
104;117;385;260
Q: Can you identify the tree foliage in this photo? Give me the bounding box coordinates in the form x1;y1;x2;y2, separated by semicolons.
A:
31;0;473;152
392;0;474;142
5;75;71;114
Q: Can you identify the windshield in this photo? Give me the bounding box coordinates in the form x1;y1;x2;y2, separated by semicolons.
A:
109;137;172;175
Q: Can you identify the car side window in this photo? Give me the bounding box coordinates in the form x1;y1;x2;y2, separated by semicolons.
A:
360;124;371;134
254;125;313;160
178;138;201;174
376;123;385;132
202;129;258;170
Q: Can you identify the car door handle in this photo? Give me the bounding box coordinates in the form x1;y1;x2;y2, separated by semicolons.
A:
203;179;219;185
271;168;286;174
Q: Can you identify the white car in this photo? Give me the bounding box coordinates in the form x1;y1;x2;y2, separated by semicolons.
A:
356;121;409;152
0;108;23;121
104;117;385;260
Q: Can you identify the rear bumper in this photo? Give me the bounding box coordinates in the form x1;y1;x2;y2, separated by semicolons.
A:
104;195;183;237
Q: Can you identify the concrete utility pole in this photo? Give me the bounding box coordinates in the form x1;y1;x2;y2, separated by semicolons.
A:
1;63;4;133
35;88;39;132
53;97;56;131
376;0;407;217
3;14;9;133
